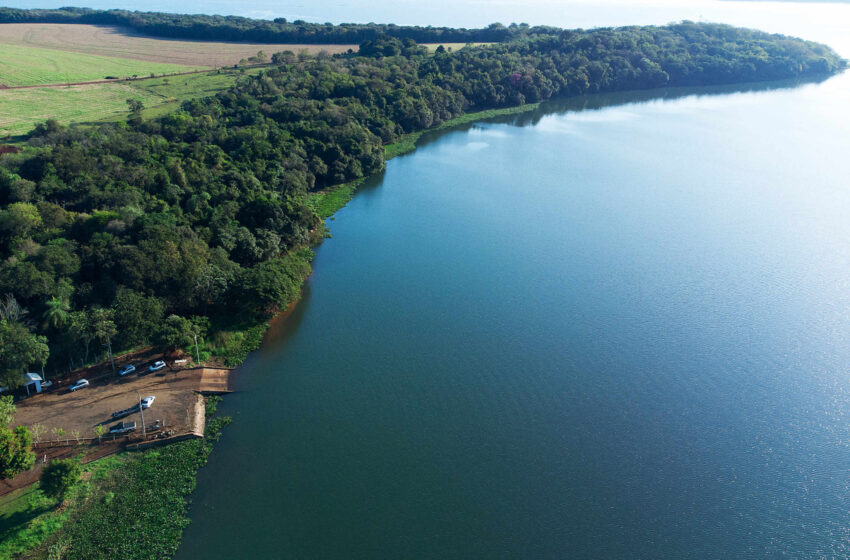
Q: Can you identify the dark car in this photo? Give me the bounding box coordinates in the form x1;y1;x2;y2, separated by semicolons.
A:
109;421;137;434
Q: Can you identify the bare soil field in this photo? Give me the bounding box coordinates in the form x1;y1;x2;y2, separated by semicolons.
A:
12;367;204;441
0;23;357;67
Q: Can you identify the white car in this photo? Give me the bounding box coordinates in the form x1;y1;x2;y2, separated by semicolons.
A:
141;396;155;409
119;364;136;376
69;379;89;391
149;360;166;373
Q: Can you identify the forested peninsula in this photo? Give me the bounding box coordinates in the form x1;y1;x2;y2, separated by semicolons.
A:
0;22;845;386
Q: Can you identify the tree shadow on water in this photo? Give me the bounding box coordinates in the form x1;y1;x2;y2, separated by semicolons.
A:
415;73;837;148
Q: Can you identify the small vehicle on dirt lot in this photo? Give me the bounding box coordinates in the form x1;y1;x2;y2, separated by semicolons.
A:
109;421;136;434
119;364;136;376
69;379;89;392
149;360;166;373
141;395;155;409
112;405;136;419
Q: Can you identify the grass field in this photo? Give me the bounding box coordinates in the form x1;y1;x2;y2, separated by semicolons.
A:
0;43;203;87
0;455;126;559
0;68;264;138
0;83;164;137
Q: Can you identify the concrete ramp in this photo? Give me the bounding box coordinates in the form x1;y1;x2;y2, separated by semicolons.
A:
191;393;206;437
196;368;234;394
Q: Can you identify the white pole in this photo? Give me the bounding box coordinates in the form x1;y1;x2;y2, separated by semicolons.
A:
194;333;201;366
137;391;146;440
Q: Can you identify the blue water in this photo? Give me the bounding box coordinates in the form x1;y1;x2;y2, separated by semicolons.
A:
171;68;850;558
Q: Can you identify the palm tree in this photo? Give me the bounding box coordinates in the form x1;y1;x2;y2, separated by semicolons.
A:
42;297;70;329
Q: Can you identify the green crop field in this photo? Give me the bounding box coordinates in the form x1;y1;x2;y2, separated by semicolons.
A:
0;43;205;87
0;83;163;137
0;69;263;138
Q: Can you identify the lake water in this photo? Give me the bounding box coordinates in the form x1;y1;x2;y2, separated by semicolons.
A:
89;1;850;558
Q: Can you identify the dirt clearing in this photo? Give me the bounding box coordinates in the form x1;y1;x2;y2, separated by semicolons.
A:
12;366;232;443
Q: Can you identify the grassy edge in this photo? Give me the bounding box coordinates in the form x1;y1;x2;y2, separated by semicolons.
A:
310;102;542;216
307;178;366;219
384;103;541;160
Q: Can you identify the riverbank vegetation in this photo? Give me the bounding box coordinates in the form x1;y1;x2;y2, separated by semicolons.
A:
0;22;844;389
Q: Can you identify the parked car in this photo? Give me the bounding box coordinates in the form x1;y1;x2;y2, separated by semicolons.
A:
69;379;89;392
141;395;155;409
109;421;136;434
149;360;166;373
112;405;135;419
119;364;136;376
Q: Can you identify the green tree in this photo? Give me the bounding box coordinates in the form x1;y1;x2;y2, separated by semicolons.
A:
40;458;81;501
0;398;35;479
91;308;117;372
42;296;70;329
0;202;41;238
235;256;311;318
0;425;34;478
0;319;49;389
157;314;195;350
111;288;164;349
70;310;95;365
93;424;106;443
0;395;15;427
126;98;144;114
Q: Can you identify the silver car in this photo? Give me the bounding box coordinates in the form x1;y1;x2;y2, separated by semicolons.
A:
69;379;89;391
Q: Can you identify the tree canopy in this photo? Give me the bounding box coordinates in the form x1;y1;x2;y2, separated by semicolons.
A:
0;395;35;479
40;458;82;501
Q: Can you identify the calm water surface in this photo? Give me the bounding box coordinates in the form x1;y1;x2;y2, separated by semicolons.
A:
172;71;850;557
103;2;850;558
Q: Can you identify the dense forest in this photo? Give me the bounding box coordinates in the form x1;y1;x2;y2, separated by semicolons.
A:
0;22;845;387
0;7;540;44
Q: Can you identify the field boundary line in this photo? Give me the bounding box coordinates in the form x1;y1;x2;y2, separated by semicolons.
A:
0;63;273;90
